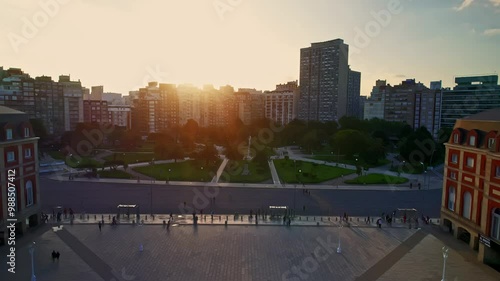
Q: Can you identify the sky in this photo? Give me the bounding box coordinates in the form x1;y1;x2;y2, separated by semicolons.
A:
1;0;499;97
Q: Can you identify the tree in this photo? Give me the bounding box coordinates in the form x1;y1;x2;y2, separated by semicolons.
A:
198;144;219;165
332;130;370;159
398;126;434;164
223;144;241;160
360;138;386;165
168;144;185;163
29;118;47;138
253;149;268;167
154;142;169;159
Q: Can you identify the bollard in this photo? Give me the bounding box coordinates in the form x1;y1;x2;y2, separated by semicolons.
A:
335;217;338;221
87;215;89;220
225;220;228;226
219;216;221;221
316;222;319;226
357;218;359;222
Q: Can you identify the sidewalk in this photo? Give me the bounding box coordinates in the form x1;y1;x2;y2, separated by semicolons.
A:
46;174;441;191
45;213;441;228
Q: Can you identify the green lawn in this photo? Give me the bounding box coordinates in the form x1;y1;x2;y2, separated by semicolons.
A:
273;159;355;183
66;156;103;168
133;160;221;182
344;173;409;185
97;170;133;179
48;151;65;160
310;155;390;168
104;152;157;164
224;160;271;183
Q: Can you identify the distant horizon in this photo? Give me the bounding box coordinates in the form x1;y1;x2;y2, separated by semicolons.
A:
1;0;499;96
1;64;498;98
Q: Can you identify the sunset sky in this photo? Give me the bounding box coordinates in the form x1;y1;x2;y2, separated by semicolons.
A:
1;0;499;96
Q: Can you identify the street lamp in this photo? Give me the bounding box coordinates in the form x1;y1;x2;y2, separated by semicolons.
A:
168;168;171;182
29;241;36;281
441;246;449;281
337;224;343;254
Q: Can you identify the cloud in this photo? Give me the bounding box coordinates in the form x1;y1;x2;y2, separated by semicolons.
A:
490;0;500;6
453;0;475;11
483;28;500;36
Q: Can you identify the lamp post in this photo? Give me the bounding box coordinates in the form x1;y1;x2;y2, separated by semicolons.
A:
29;241;36;281
337;224;343;254
420;162;425;188
168;168;171;182
441;246;449;281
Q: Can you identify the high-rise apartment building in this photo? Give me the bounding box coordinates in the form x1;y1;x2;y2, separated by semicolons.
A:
347;69;361;118
58;75;83;132
439;75;500;130
364;80;387;120
34;76;64;135
265;81;298;125
298;39;349;122
83;100;109;124
91;86;103;101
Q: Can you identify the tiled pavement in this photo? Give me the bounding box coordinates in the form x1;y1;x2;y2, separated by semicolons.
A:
1;224;499;281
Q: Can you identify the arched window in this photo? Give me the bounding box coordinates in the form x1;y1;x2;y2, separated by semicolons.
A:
448;186;456;211
26;180;33;206
462;192;472;219
492;209;500;240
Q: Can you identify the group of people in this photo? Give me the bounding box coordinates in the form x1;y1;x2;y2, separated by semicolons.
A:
51;251;61;262
302;189;311;195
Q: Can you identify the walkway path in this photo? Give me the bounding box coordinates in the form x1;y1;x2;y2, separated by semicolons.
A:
268;160;281;185
213;158;229;183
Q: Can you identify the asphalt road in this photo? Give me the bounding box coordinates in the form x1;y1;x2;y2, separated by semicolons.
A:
40;177;443;217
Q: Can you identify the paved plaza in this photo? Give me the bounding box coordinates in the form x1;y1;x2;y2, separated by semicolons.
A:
1;223;499;281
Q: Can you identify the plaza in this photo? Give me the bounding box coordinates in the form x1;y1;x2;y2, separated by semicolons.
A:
1;221;499;281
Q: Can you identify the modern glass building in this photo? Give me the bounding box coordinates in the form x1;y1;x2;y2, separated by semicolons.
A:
440;75;500;130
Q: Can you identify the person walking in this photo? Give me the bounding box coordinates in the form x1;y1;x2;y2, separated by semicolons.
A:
51;250;56;262
98;221;102;232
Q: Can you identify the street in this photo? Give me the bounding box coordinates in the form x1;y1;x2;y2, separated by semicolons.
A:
40;177;443;217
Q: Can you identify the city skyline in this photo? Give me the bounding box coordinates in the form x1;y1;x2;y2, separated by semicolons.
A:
1;0;499;96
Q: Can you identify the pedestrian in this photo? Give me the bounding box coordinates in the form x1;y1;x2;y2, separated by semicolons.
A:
403;214;407;224
366;215;370;224
55;251;60;261
377;219;382;228
51;250;56;262
98;221;102;232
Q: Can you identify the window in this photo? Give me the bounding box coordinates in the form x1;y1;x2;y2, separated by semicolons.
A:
462;192;472;220
448;186;456;211
6;128;13;140
496;166;500;178
26;181;33;206
7;151;15;162
25;148;32;159
466;157;475;168
451;154;458;164
453;134;459;143
469;136;476;146
489;138;496;149
492;209;500;241
24;127;30;137
450;171;457;180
